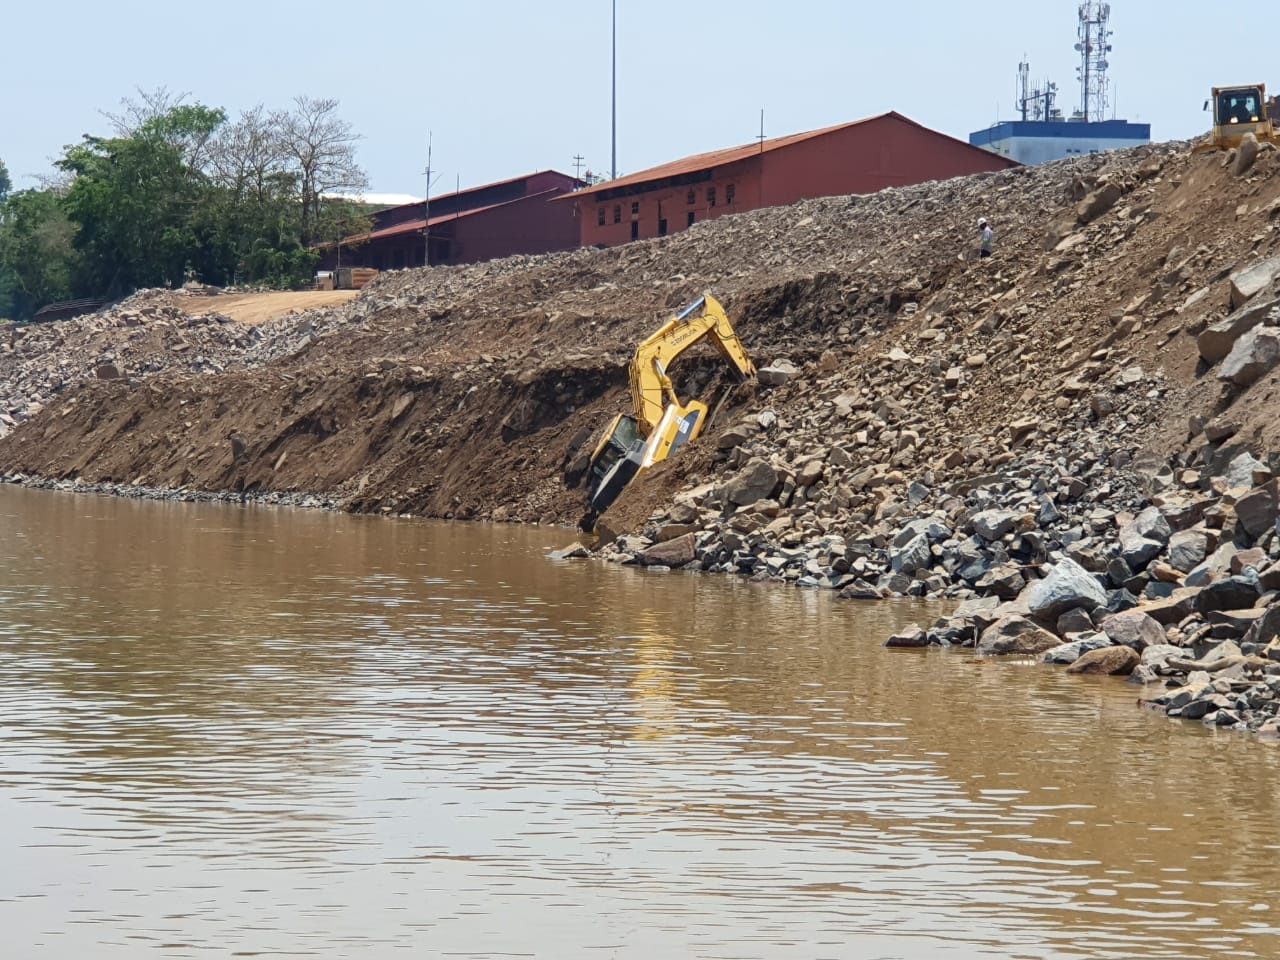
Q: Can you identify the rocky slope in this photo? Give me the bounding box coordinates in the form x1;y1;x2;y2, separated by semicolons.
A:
5;136;1280;736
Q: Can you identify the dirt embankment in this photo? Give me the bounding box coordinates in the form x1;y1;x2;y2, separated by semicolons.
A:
2;140;1279;532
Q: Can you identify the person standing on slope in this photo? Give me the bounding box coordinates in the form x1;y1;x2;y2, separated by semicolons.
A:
977;217;993;259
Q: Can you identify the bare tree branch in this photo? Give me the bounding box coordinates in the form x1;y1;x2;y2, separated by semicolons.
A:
274;96;368;245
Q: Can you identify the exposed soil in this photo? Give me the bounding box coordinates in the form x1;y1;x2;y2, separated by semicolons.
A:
3;139;1280;533
198;290;360;324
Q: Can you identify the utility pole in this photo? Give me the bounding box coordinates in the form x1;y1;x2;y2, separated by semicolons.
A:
757;109;766;152
572;153;585;182
611;0;617;180
423;132;433;268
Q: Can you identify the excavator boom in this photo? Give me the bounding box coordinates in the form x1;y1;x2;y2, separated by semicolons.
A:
583;294;755;524
628;295;756;436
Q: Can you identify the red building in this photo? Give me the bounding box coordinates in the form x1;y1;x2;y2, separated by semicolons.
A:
333;170;584;270
560;112;1019;248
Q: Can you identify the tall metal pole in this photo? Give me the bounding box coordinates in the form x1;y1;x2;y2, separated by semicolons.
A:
611;0;617;180
423;132;432;267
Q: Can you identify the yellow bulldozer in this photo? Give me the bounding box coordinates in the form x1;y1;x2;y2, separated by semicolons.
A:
583;293;756;525
1197;83;1280;152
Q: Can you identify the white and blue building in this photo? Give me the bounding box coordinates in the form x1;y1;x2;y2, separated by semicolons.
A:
968;119;1151;166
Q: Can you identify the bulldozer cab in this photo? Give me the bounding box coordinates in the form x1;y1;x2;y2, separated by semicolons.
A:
1201;83;1277;151
1214;86;1266;126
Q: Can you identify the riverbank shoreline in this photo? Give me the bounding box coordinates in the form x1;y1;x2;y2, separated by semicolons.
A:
6;138;1280;740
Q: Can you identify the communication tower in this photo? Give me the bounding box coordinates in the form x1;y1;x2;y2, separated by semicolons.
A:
1017;57;1060;122
1075;2;1113;122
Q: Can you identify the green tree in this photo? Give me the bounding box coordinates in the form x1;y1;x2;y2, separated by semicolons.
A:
0;189;78;321
0;158;11;203
315;198;374;270
57;104;226;296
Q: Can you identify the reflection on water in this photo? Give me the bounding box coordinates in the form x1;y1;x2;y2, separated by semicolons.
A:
1;484;1278;959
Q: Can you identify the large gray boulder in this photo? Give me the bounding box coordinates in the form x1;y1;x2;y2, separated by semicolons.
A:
1219;326;1280;388
1241;605;1280;646
1235;480;1280;539
1024;557;1108;620
1195;575;1261;614
757;359;798;386
892;516;951;547
639;533;697;568
978;615;1063;656
890;533;932;575
1117;506;1171;569
971;509;1022;541
885;624;931;648
1185;543;1240;587
1076;181;1123;225
1141;644;1185;668
1167;529;1209;573
1229;256;1280;310
1222;451;1268;490
722;458;781;506
1042;633;1112;664
1197;295;1279;363
1099;610;1166;651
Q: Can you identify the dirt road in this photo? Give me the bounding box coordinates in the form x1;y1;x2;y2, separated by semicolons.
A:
198;290;359;324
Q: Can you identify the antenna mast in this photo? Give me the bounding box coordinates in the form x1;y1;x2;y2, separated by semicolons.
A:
611;0;617;180
423;132;432;267
1075;2;1113;122
1016;60;1058;122
1018;59;1030;121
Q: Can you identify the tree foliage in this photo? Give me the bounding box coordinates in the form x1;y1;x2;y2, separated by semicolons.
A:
0;158;11;203
58;105;226;296
0;91;370;318
0;189;77;320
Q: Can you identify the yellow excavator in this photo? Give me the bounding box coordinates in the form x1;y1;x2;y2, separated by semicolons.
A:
584;293;756;523
1197;83;1280;151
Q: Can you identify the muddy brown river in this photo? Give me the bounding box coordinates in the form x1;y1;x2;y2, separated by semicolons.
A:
1;484;1278;958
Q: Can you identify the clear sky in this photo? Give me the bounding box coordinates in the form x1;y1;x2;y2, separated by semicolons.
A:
1;0;1271;195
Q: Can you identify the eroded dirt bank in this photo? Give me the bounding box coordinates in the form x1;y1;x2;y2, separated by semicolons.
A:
2;142;1245;522
6;139;1280;735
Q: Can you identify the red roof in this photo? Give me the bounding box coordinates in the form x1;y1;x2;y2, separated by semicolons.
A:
561;112;1015;200
373;170;578;219
345;188;564;244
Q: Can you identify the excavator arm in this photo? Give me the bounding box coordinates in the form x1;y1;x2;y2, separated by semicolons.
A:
628;295;756;436
583;294;756;524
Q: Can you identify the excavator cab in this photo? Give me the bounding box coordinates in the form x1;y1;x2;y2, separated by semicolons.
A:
586;413;645;515
1200;83;1278;151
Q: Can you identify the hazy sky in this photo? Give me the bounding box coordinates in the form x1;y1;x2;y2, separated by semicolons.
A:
2;0;1271;196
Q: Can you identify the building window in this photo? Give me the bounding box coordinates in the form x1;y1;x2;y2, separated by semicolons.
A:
707;186;716;208
631;201;640;216
630;221;639;241
597;206;605;226
613;204;621;224
726;183;736;205
658;218;668;236
687;189;696;205
687;212;696;227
